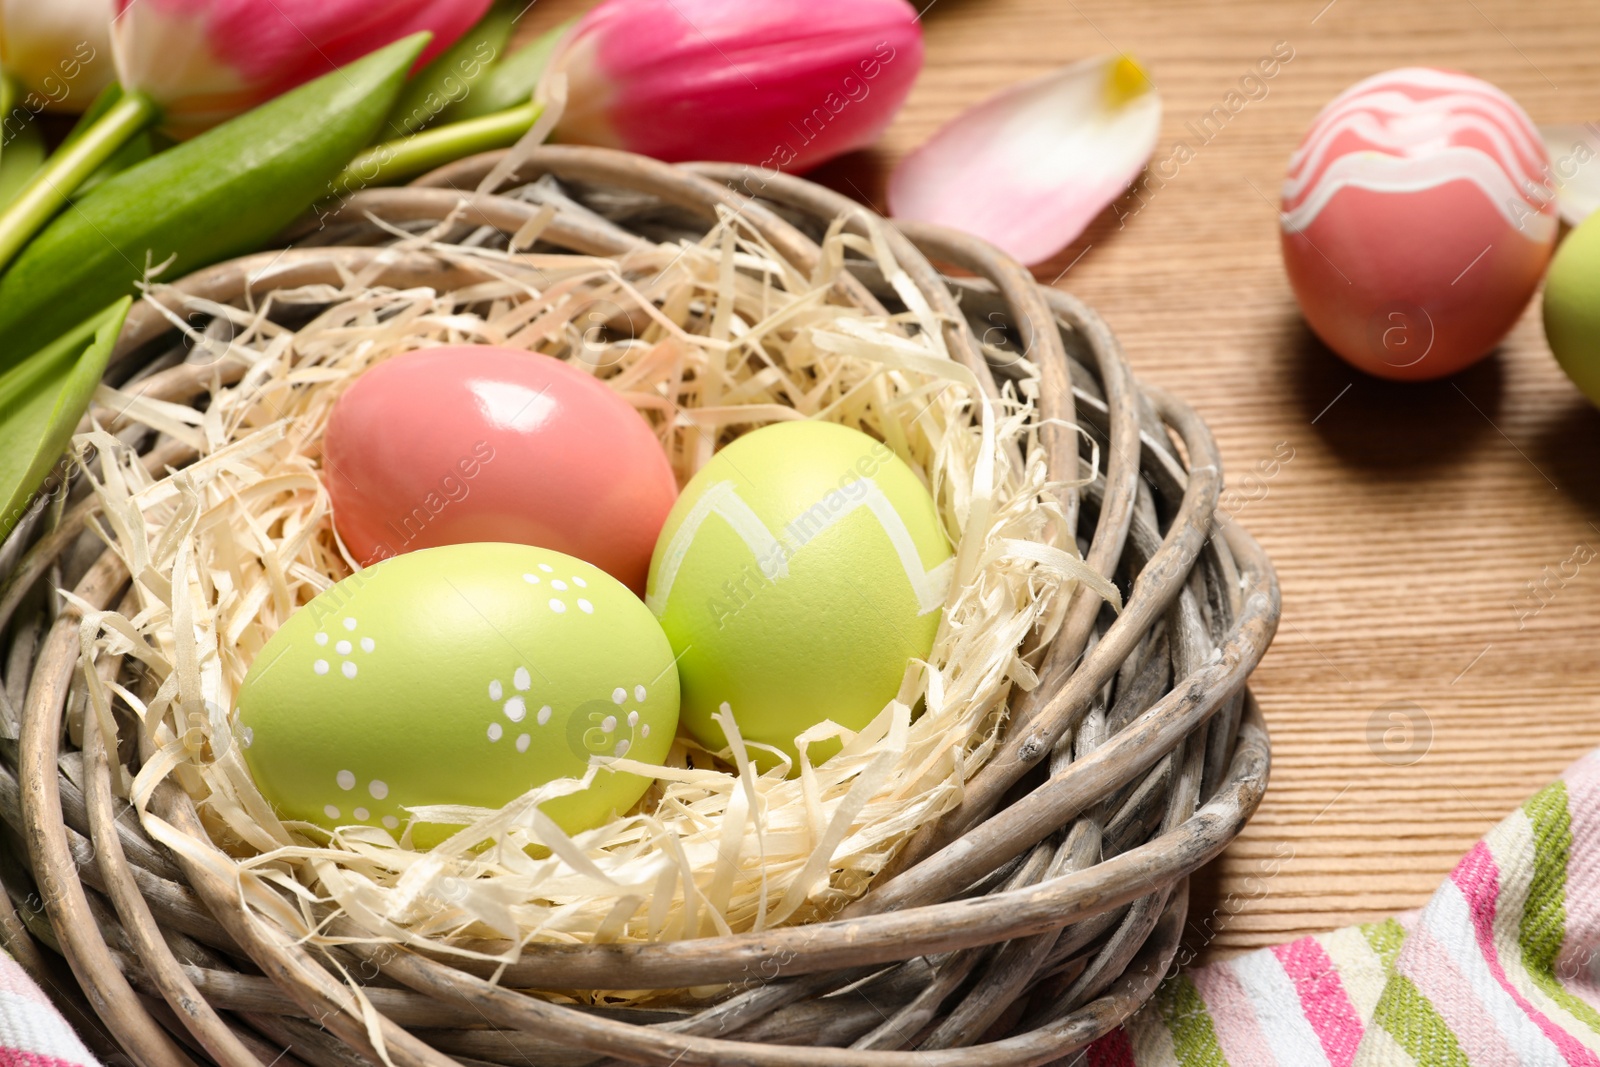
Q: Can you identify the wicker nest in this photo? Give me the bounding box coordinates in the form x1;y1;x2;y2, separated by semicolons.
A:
0;147;1278;1067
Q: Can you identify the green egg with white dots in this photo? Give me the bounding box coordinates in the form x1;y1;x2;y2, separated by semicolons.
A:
236;543;679;847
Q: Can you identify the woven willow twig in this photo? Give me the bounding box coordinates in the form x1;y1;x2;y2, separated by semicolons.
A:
0;146;1278;1067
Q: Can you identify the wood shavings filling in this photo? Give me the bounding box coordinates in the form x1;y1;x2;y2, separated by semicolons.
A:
69;208;1110;1001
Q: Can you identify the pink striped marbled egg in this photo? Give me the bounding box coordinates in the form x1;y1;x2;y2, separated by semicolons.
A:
1281;68;1556;380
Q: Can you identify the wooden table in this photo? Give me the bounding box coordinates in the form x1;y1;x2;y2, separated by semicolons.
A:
518;0;1600;961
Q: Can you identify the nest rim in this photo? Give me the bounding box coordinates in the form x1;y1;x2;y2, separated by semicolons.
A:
0;145;1278;1067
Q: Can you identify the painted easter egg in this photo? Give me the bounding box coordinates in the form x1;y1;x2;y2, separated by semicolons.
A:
1281;68;1557;380
645;421;953;769
237;543;679;846
1544;211;1600;407
323;346;677;593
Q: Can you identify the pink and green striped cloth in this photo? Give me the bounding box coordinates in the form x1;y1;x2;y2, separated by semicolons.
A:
1088;747;1600;1066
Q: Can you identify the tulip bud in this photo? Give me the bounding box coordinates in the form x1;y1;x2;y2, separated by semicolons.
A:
111;0;495;135
0;0;116;113
551;0;923;173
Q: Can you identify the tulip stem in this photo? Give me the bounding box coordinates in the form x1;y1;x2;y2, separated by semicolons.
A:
0;90;160;273
332;100;543;194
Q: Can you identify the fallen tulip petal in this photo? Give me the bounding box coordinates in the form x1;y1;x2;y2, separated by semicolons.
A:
1541;124;1600;226
889;54;1161;266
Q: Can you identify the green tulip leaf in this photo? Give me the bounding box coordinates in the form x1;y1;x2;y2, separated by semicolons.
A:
0;297;131;541
0;33;429;375
384;1;517;138
0;120;45;208
438;19;572;123
74;130;155;200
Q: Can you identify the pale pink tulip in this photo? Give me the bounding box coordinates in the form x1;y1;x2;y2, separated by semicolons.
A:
111;0;495;134
551;0;923;172
0;0;116;111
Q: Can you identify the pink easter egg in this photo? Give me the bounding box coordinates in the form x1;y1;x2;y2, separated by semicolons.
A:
323;346;677;593
1280;67;1556;381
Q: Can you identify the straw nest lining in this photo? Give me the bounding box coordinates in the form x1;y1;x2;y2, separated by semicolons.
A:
62;179;1110;979
0;146;1278;1067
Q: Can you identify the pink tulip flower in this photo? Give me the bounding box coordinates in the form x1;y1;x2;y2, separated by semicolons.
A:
0;0;495;277
112;0;495;135
551;0;923;173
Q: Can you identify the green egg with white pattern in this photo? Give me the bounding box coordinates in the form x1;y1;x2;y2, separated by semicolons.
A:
645;421;954;771
237;542;679;847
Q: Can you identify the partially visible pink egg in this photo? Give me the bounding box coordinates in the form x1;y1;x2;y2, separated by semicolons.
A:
323;346;677;593
1281;67;1556;381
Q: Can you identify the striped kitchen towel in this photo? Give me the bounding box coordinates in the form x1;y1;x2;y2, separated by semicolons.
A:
1087;747;1600;1066
0;951;98;1067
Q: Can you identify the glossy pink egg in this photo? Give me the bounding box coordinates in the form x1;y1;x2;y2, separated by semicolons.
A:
323;346;677;593
1281;67;1556;381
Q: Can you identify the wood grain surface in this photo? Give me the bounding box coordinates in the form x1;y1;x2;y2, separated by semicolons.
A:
514;0;1600;961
